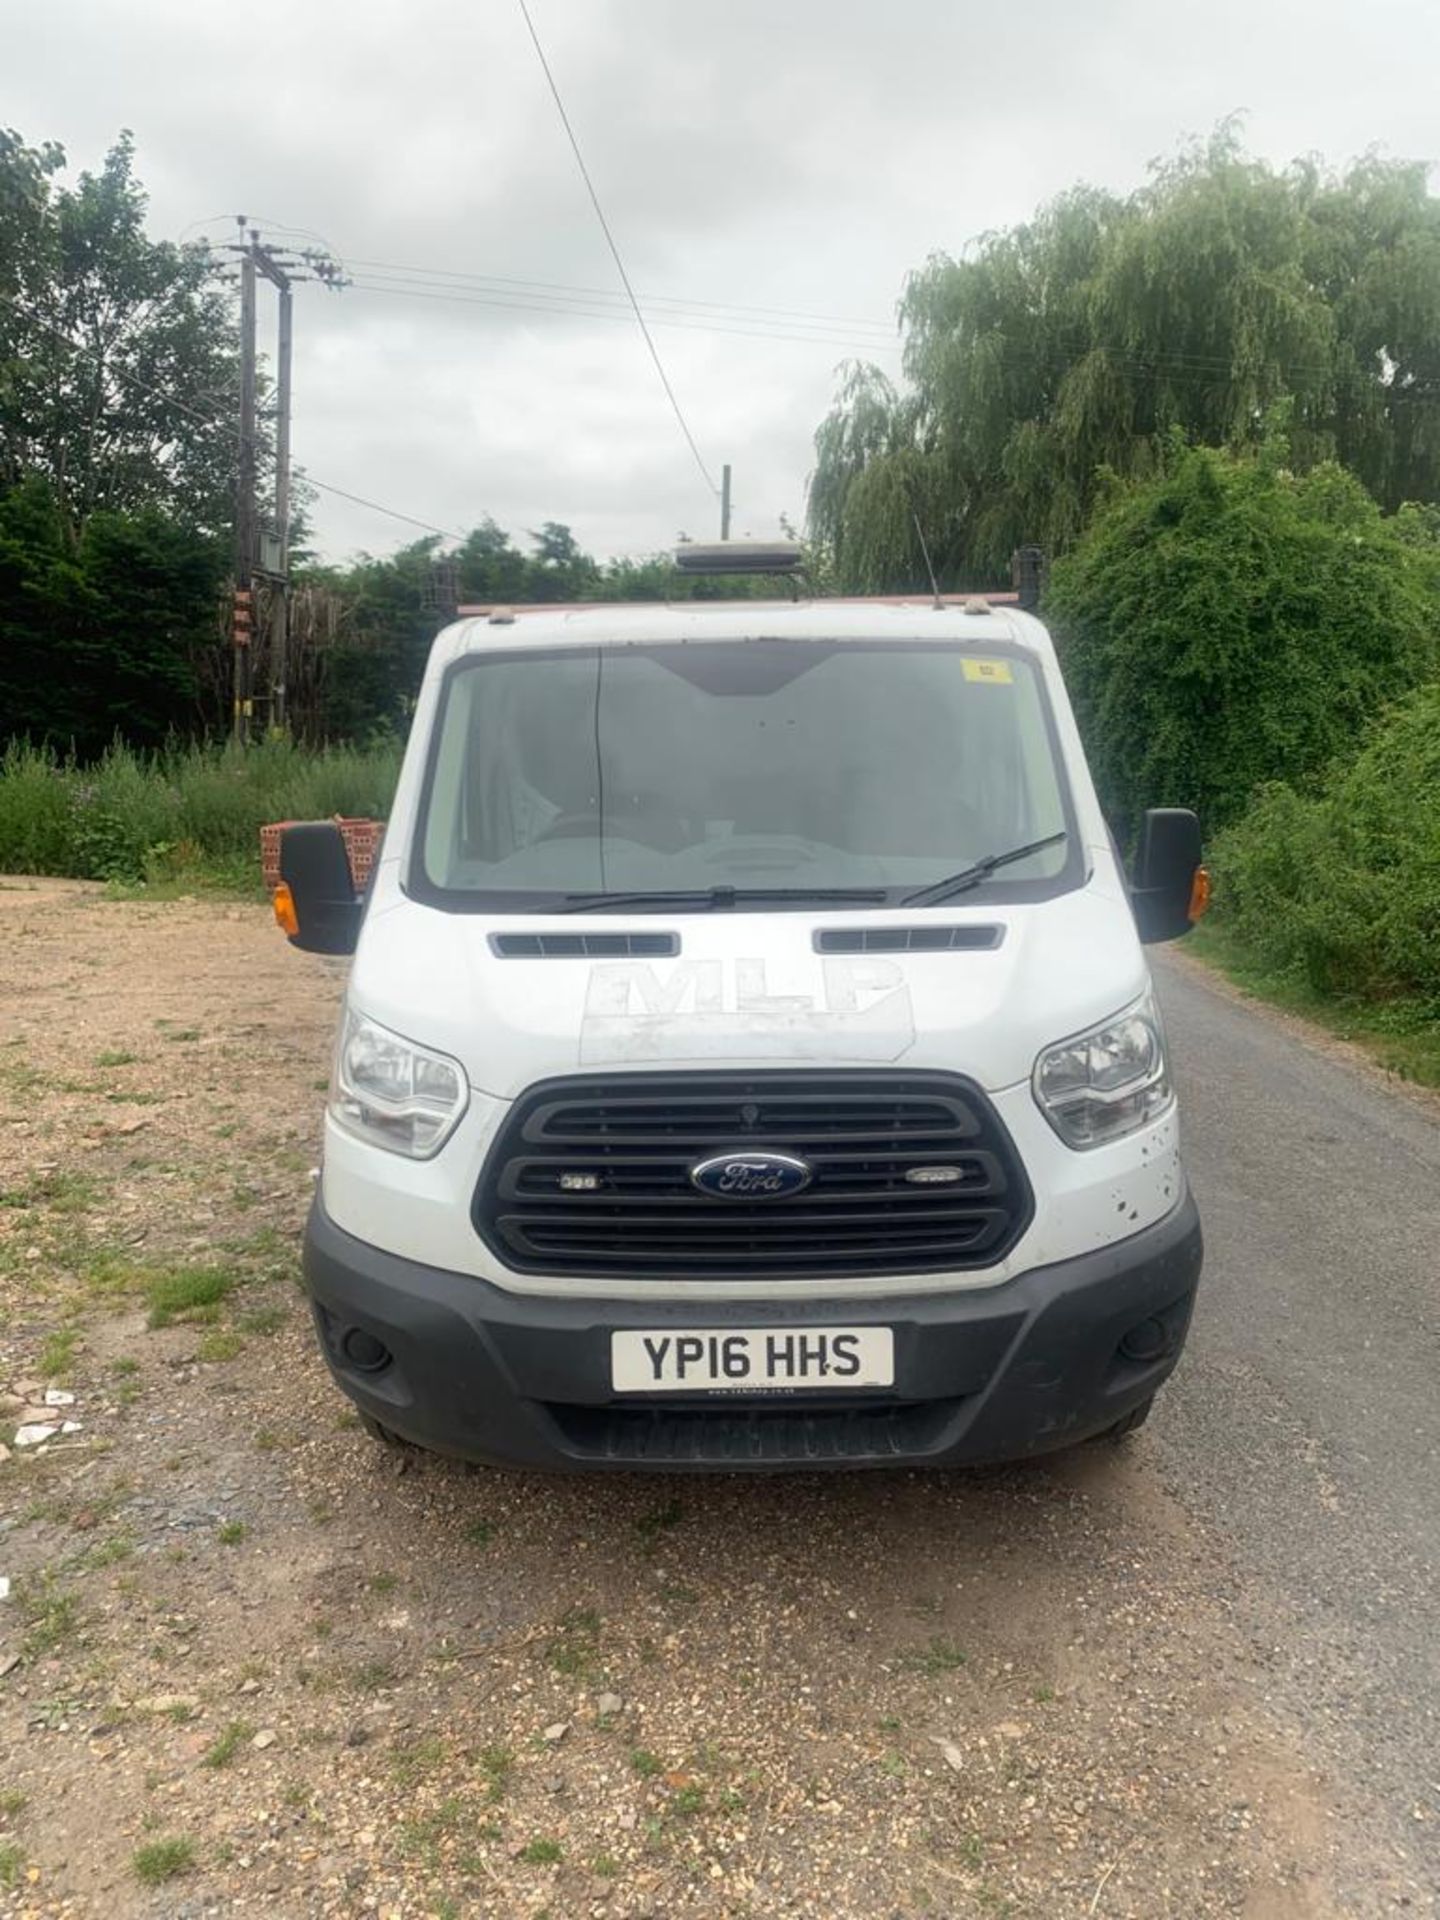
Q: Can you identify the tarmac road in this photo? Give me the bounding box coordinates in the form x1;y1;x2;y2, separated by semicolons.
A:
1154;950;1440;1889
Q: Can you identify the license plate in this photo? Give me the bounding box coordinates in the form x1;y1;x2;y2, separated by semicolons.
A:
611;1327;894;1393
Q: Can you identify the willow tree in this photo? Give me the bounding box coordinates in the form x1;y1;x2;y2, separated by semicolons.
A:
809;125;1440;588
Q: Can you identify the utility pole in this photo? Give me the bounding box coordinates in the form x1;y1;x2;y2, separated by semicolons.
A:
232;229;258;743
259;257;293;733
720;463;732;541
218;221;345;741
245;234;295;743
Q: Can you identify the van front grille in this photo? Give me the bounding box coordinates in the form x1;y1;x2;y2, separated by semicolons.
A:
544;1398;967;1463
475;1070;1031;1280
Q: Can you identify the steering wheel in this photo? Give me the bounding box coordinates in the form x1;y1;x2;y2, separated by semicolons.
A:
535;797;701;854
694;833;826;871
534;812;608;841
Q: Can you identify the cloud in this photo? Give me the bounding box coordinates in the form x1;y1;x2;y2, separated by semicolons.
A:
7;0;1438;561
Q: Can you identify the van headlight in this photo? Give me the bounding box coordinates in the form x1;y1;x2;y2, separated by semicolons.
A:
1033;993;1173;1150
330;1008;468;1158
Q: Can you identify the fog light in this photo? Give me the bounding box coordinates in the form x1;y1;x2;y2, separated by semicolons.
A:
340;1326;392;1373
1118;1316;1169;1363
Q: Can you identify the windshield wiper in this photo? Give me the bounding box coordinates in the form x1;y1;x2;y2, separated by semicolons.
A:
555;884;889;914
900;831;1069;907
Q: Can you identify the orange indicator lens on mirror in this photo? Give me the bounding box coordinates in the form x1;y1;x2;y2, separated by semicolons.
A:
1187;866;1212;923
273;881;300;937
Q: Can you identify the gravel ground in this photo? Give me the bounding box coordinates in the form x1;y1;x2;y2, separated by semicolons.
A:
0;881;1425;1918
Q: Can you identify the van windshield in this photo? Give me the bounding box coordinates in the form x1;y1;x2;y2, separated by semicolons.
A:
414;639;1077;909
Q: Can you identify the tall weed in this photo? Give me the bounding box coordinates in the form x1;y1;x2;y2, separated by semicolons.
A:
0;736;403;886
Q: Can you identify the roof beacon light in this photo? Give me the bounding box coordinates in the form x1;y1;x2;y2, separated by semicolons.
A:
673;540;804;577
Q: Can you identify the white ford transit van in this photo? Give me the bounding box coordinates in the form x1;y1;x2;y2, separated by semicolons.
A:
278;550;1205;1471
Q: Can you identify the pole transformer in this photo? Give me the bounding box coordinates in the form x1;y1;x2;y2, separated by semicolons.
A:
218;221;346;741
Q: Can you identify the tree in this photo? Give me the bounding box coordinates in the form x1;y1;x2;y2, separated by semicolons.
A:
0;129;63;300
810;126;1440;587
526;520;599;600
1043;443;1440;838
0;474;225;753
454;517;531;605
0;130;238;542
335;537;445;732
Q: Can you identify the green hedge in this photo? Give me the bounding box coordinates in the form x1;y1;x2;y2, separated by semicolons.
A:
1210;684;1440;1003
0;737;403;886
1046;447;1440;838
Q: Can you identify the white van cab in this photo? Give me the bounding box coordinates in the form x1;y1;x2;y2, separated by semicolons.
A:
277;546;1206;1471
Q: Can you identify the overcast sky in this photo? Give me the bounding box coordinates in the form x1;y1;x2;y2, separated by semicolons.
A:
8;0;1440;563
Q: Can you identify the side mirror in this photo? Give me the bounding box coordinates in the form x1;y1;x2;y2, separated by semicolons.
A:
276;823;363;955
1130;808;1207;945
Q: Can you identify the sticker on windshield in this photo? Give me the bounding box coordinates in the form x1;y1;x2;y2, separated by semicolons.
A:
962;658;1013;685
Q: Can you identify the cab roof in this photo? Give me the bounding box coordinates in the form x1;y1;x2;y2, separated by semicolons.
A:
438;595;1052;663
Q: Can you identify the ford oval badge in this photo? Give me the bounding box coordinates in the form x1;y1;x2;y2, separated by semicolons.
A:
689;1151;813;1200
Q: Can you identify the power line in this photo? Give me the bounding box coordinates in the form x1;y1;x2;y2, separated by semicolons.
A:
514;0;721;498
902;323;1384;388
301;476;466;539
180;212;343;257
346;276;901;354
344;263;1388;388
351;273;893;344
362;268;1358;381
344;274;1430;403
186;220;1390;387
346;256;897;335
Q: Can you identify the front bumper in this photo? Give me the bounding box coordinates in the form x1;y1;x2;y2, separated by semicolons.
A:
302;1192;1202;1472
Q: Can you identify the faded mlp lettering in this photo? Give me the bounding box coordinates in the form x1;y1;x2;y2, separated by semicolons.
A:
580;957;916;1063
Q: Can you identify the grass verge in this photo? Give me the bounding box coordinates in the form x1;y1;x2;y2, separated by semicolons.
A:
1185;923;1440;1091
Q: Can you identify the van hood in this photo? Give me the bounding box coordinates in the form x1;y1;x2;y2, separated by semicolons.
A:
348;865;1147;1099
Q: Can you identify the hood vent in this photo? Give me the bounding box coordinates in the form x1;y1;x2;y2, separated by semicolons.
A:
489;931;679;958
814;924;1004;954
